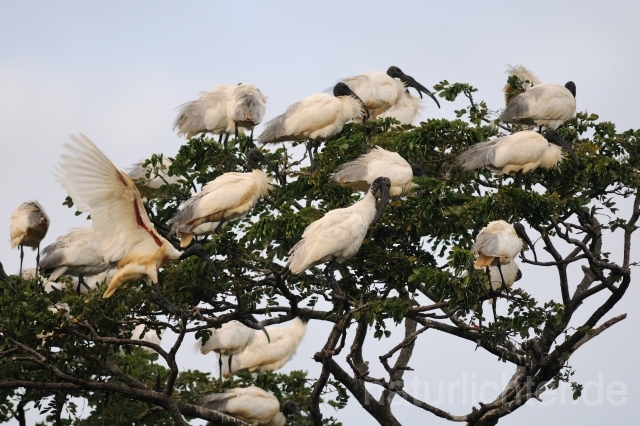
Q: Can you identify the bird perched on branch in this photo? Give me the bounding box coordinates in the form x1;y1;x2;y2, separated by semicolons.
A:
456;129;578;186
222;317;307;376
258;82;369;168
203;386;303;426
332;147;425;198
341;66;440;119
168;148;276;247
501;80;576;130
174;83;267;146
56;134;217;299
10;201;50;276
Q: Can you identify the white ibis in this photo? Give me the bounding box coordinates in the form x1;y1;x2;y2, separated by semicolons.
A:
39;226;110;293
503;64;541;104
287;177;391;291
258;82;369;167
10;201;50;276
222;317;307;375
174;83;267;145
341;66;440;119
167;148;276;247
127;156;182;190
197;315;271;377
0;262;16;291
202;386;303;426
377;91;424;125
456;129;577;186
130;320;164;354
501;81;576;130
56;134;217;299
331;147;425;198
473;220;535;320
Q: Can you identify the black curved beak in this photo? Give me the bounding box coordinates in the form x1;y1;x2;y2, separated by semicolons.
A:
558;136;579;166
0;262;16;292
352;93;370;122
399;73;440;108
515;269;523;282
371;180;391;226
513;223;537;262
261;156;282;182
261;328;271;343
182;244;218;282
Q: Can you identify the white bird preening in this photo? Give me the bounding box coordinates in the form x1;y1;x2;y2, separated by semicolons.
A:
342;66;440;120
56;134;217;300
332;147;425;198
39;226;110;293
196;315;271;377
202;386;303;426
174;83;267;146
473;220;535;321
287;177;391;293
377;91;424;125
10;201;50;276
168;148;276;247
222;317;307;376
501;81;576;130
258;82;369;168
503;64;542;104
456;129;578;186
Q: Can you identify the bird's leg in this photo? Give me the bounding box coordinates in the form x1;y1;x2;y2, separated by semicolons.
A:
324;262;344;297
306;141;316;172
19;245;24;277
223;133;230;149
218;353;223;380
76;273;91;294
514;171;523;188
249;129;254;148
218;134;223;144
485;266;498;323
235;122;238;142
36;246;40;277
496;261;507;291
228;354;233;376
214;221;225;233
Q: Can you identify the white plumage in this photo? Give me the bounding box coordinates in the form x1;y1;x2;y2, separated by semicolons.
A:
198;320;257;356
332;147;423;198
39;226;109;283
130;320;164;354
487;259;520;292
10;201;50;275
168;148;275;247
128;156;181;190
287;177;391;275
258;83;368;144
501;81;576;130
457;130;575;176
203;386;302;426
503;64;542;104
174;83;267;142
56;134;216;298
378;91;424;125
341;66;439;119
472;220;523;268
222;318;307;375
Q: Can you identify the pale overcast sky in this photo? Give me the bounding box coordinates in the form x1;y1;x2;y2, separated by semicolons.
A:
1;1;639;425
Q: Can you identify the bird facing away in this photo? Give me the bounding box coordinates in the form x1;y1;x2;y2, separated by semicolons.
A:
341;66;440;119
501;81;576;130
10;201;50;276
174;83;267;145
456;129;577;186
377;90;425;125
332;147;425;198
203;386;303;426
127;156;182;190
56;134;217;299
39;226;110;293
503;64;542;104
222;317;307;376
168;148;275;247
197;316;271;377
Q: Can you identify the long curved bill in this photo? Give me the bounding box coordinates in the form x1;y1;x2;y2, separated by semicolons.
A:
0;262;16;292
557;136;579;166
513;223;537;262
371;178;391;226
400;73;441;108
190;244;218;281
261;155;282;181
352;93;370;122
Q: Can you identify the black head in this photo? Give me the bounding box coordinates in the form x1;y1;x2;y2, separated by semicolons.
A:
241;313;259;323
0;262;17;292
543;130;579;165
386;66;440;108
180;244;218;281
370;177;392;226
513;222;538;262
515;269;523;282
333;83;370;122
281;400;303;419
565;81;576;98
411;163;426;177
237;82;242;86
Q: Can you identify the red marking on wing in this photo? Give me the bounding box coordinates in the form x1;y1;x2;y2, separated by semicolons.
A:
117;171;128;187
133;201;162;247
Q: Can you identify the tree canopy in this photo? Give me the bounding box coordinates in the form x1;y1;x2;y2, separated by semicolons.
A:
1;76;638;426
